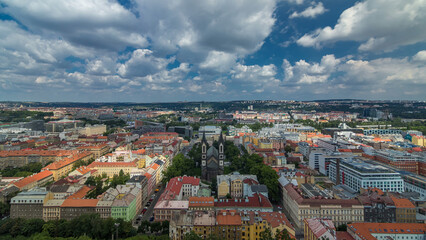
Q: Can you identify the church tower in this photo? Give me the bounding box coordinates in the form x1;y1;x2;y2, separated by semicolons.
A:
201;131;207;169
218;132;224;168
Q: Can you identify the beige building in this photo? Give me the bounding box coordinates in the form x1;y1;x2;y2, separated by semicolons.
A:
87;161;138;178
281;182;364;230
43;151;94;180
217;172;258;198
43;199;65;221
78;124;107;136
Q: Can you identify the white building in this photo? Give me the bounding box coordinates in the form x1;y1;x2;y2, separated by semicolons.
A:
328;158;404;193
308;148;330;171
318;153;353;176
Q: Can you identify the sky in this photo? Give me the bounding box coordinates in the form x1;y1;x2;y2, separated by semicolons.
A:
0;0;425;102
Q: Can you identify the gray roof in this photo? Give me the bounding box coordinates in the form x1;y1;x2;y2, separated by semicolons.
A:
207;146;218;159
278;176;290;187
217;173;258;185
49;185;70;193
251;185;268;193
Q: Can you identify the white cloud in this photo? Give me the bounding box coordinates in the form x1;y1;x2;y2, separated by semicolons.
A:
297;0;426;52
282;53;426;99
199;51;237;73
117;49;173;78
290;2;326;19
2;0;147;51
413;50;426;61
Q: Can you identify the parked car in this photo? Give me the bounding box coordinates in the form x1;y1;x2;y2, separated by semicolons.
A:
142;209;147;214
149;216;154;222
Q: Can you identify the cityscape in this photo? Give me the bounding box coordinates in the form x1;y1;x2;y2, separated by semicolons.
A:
0;100;424;239
0;0;425;240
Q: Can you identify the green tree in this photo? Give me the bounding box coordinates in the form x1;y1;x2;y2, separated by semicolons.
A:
184;231;202;240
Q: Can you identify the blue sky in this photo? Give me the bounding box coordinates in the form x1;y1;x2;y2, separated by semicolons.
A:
0;0;425;102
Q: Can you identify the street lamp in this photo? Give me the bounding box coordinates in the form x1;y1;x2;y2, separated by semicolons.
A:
114;223;120;240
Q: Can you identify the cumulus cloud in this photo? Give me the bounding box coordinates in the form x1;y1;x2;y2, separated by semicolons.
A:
117;49;173;78
282;53;426;98
413;50;426;61
297;0;426;52
1;0;147;51
290;2;326;19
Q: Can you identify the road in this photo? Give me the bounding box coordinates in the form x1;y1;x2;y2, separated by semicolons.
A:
140;185;165;223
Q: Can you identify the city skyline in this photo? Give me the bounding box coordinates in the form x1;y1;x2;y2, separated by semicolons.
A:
0;0;425;102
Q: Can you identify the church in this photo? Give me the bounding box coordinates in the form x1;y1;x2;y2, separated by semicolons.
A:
201;132;225;181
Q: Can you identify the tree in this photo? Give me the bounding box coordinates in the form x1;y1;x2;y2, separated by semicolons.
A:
275;229;293;240
184;231;202;240
336;224;347;231
284;145;292;153
260;228;274;240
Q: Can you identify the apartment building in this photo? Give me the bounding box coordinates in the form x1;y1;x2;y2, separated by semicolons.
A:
280;181;363;230
43;151;93;180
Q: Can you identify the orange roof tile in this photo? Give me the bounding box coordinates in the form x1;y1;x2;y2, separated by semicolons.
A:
68;186;93;199
13;170;53;189
391;197;415;208
348;223;425;240
188;197;214;207
87;161;137;168
216;210;241;225
61;198;99;207
43;152;93;170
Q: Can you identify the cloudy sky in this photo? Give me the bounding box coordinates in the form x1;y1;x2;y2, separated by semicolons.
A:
0;0;425;102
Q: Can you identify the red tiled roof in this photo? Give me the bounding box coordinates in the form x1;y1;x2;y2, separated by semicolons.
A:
61;199;99;208
214;193;272;209
43;152;93;170
188;197;214;207
348;223;425;240
13;170;53;189
67;186;93;199
216;210;241;225
87;161;137;168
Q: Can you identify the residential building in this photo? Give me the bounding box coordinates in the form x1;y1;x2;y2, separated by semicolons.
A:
0;149;75;169
60;198;99;220
77;124;107;136
217;172;258;198
77;144;109;159
87;161;138;178
188;196;214;211
328;158;404;193
127;175;149;205
101;184;141;221
391;196;417;223
280;181;363;230
357;190;396;223
12;170;54;191
43;199;65;221
347;223;425;240
10;187;52;219
216;210;242;240
43;151;93;180
214;193;273;212
304;218;336;240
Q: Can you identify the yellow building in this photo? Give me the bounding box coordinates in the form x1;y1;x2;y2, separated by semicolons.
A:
43;152;94;180
412;135;426;147
217;173;258;199
43;199;65;221
87;161;138;178
78;144;110;159
392;197;417;223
